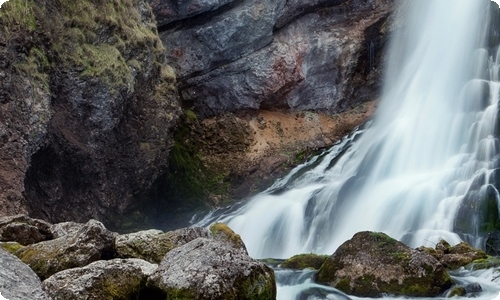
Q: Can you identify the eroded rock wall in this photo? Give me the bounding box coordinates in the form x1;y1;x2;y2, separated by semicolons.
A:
151;0;395;117
0;0;181;230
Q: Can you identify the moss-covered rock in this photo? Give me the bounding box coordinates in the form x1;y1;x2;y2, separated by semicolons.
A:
0;241;24;254
281;253;329;270
42;258;157;300
15;220;116;280
115;227;211;263
439;242;487;270
465;256;500;270
316;231;453;297
210;222;246;250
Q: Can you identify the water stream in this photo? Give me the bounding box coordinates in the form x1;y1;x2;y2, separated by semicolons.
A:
195;0;500;299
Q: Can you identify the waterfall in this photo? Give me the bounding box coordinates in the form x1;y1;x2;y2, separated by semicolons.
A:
196;0;500;261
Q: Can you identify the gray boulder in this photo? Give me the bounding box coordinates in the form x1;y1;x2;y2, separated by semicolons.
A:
148;224;275;299
0;248;50;300
115;227;211;263
148;238;276;299
42;258;157;300
0;214;53;245
15;220;116;280
316;231;454;297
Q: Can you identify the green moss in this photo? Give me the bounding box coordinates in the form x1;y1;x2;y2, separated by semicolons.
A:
281;253;329;270
466;256;500;270
448;286;466;297
0;0;37;36
210;223;245;249
0;242;24;254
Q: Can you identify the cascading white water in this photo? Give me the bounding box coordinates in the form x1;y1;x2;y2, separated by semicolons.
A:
196;2;500;294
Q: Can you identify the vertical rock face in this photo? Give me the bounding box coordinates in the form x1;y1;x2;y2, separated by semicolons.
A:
151;0;394;117
0;0;180;229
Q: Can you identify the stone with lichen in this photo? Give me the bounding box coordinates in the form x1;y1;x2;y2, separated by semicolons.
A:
316;231;453;297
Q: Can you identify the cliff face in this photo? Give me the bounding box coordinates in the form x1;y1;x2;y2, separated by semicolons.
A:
0;0;394;231
0;0;180;229
151;0;394;117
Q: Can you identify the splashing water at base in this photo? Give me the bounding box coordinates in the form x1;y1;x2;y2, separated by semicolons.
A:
196;0;500;299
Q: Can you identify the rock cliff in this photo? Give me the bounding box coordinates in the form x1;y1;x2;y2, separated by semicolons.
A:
0;0;180;230
152;0;394;117
0;0;394;231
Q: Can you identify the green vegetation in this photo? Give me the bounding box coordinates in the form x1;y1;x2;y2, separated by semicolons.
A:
164;110;230;212
281;253;329;270
0;242;24;254
210;222;245;249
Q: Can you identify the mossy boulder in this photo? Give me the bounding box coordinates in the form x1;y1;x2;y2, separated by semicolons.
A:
15;219;116;280
465;256;500;270
42;258;157;300
148;224;276;299
439;242;487;270
418;240;488;270
281;253;329;270
316;231;453;297
115;227;211;263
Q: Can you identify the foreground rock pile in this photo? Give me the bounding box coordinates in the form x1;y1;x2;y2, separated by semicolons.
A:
0;215;275;300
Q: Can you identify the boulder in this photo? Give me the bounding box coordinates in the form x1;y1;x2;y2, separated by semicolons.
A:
15;219;116;280
316;231;453;297
439;242;487;270
0;248;50;300
148;224;276;299
115;227;211;263
0;215;53;245
417;240;488;270
281;253;329;270
42;258;157;300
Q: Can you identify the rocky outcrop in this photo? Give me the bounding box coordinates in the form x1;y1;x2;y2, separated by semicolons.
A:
115;227;211;263
0;0;180;230
152;0;394;117
147;237;276;299
43;258;157;300
316;231;453;297
0;248;50;300
15;219;116;280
